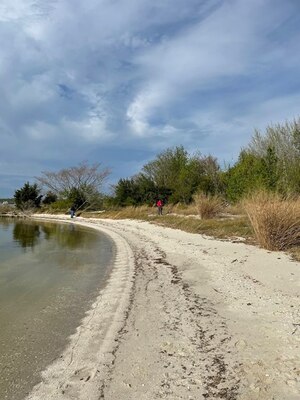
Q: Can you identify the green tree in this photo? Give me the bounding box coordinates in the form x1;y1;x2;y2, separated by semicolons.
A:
247;118;300;194
42;191;57;205
224;152;265;202
142;147;223;204
142;146;196;203
191;155;223;196
260;146;279;191
14;182;42;210
113;178;136;206
142;146;189;194
113;174;160;206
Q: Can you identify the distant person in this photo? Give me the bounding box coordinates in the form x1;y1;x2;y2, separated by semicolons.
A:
156;199;163;215
70;206;76;218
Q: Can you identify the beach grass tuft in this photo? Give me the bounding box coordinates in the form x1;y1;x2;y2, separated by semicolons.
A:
193;193;224;219
243;191;300;251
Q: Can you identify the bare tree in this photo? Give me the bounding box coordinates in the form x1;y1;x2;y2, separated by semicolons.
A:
36;162;110;210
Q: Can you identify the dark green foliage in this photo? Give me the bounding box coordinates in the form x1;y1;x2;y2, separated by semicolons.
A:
260;147;279;191
142;146;189;203
247;118;300;195
224;146;280;202
113;174;165;206
225;152;262;202
142;146;223;204
13;221;41;248
42;191;57;205
48;199;73;211
67;187;87;209
189;155;224;196
134;174;161;205
113;146;224;206
114;178;137;206
14;182;42;210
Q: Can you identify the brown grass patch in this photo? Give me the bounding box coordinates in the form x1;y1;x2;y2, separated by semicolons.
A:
243;191;300;251
193;193;224;219
82;206;253;242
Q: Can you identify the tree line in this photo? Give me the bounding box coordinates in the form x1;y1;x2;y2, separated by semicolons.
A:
14;162;109;211
14;118;300;210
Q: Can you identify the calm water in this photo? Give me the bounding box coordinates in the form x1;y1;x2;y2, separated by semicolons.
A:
0;218;115;400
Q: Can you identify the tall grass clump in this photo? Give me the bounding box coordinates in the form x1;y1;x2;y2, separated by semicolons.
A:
243;191;300;250
193;193;223;219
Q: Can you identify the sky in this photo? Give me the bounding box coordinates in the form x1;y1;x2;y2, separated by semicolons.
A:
0;0;300;197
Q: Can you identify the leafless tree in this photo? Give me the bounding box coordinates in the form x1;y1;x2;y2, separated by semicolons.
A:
36;162;110;210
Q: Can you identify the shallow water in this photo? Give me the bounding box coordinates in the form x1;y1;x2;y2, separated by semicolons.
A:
0;218;115;400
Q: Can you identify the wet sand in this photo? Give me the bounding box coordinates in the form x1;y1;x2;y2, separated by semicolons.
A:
27;214;300;400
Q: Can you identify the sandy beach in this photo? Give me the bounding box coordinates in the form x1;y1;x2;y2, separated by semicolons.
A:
25;214;300;400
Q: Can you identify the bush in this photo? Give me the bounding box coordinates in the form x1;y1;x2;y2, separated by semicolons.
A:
42;191;57;205
243;191;300;250
14;182;42;210
47;199;72;212
193;192;223;219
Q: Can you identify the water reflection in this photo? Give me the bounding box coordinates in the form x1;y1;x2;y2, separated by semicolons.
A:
40;222;94;250
13;221;41;249
0;218;98;250
0;217;13;230
0;217;114;400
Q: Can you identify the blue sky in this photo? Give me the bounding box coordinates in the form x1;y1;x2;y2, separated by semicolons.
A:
0;0;300;197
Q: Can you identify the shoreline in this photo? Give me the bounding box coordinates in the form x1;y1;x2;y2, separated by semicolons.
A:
26;215;135;400
26;214;300;399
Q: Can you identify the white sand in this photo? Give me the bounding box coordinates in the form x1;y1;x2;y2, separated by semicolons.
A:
26;215;300;400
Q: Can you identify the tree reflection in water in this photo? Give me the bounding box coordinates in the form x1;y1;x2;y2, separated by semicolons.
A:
7;219;98;251
0;217;113;400
13;221;41;249
40;222;95;250
0;217;15;231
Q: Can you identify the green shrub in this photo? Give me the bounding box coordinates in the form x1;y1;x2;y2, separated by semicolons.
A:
48;199;72;212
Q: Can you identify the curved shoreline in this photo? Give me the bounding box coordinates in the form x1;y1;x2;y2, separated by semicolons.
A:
26;214;300;400
26;215;135;400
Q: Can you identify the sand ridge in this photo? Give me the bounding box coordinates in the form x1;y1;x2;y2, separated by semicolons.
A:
27;215;300;399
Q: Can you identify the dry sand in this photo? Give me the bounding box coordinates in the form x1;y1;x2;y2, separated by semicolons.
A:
26;214;300;400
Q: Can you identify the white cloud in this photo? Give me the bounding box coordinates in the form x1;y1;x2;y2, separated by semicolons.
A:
0;1;38;22
24;120;58;140
126;83;171;136
62;115;114;142
126;0;299;136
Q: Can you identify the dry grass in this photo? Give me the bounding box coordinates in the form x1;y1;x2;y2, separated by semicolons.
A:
225;201;247;217
193;193;224;219
0;204;17;216
243;191;300;251
82;205;253;242
166;202;198;216
36;199;300;261
0;204;13;213
82;205;152;220
153;215;253;241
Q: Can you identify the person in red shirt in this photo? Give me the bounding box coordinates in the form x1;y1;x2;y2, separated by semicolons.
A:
156;199;163;215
